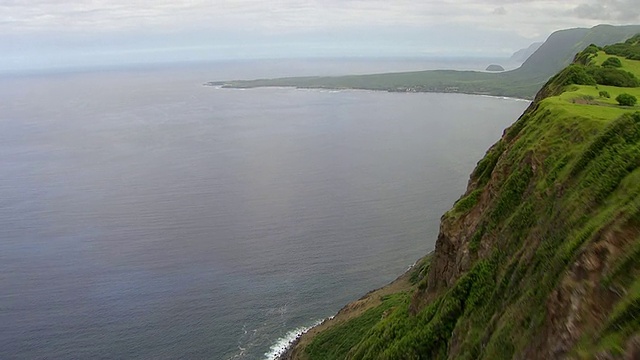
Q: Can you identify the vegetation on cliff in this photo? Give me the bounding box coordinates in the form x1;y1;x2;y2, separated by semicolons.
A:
282;36;640;360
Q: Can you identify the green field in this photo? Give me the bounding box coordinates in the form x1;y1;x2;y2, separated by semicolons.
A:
545;51;640;122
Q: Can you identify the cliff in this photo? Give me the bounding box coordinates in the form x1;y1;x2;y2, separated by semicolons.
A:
510;42;543;63
280;36;640;359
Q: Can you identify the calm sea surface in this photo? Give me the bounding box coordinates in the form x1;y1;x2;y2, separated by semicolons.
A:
0;60;528;359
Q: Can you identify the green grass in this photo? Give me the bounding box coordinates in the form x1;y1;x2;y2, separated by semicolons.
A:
304;293;409;360
345;256;501;360
594;51;640;75
490;165;533;223
539;51;640;122
451;189;483;216
409;254;432;286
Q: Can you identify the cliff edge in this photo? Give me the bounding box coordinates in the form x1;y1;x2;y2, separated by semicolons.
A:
281;35;640;359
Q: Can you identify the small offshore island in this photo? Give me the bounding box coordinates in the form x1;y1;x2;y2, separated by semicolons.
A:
269;30;640;359
485;64;505;72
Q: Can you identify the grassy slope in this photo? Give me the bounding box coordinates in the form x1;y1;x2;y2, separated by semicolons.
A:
286;42;640;360
286;255;432;360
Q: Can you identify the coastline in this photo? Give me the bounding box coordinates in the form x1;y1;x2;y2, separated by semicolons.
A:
265;321;324;360
274;254;431;360
204;82;535;101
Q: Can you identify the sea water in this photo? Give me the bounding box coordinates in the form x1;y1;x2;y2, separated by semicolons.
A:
0;59;529;359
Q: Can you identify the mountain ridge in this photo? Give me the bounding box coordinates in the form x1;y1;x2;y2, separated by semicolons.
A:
510;42;543;63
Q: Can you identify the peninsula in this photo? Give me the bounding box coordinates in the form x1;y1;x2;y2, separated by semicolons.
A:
209;25;640;99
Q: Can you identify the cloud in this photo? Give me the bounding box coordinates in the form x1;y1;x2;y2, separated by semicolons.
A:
0;0;627;36
573;4;609;20
1;0;638;70
492;6;507;15
571;0;640;21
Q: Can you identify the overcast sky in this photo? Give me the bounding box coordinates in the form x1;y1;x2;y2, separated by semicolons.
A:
1;0;639;71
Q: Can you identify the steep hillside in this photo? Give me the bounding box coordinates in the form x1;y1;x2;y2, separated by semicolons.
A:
280;37;640;360
513;24;640;79
212;24;640;99
510;42;543;63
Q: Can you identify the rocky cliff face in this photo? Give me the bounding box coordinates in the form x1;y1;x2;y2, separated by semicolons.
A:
416;99;640;358
282;39;640;360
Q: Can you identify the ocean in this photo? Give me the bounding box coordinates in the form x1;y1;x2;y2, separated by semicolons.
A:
0;59;529;359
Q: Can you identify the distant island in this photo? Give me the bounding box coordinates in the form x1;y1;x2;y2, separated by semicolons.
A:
208;24;640;99
485;64;505;72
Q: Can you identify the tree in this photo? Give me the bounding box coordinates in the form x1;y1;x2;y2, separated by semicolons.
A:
616;93;637;106
599;90;611;98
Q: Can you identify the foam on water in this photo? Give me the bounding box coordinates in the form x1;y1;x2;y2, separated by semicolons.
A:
264;320;324;360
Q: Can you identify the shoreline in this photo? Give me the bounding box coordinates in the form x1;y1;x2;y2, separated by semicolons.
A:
203;82;534;102
265;320;325;360
273;253;431;360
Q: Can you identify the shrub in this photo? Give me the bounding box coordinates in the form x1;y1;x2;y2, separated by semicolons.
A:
599;90;611;98
587;67;640;87
574;44;601;65
453;189;483;215
604;35;640;60
560;65;596;86
601;57;622;68
616;93;638;106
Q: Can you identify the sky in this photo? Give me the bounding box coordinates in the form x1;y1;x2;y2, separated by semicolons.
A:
1;0;639;72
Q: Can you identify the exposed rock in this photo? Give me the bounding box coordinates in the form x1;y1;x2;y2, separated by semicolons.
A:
625;334;640;360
